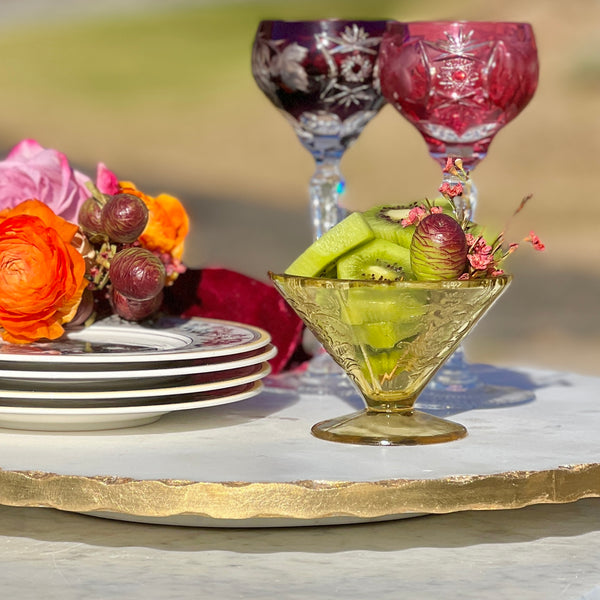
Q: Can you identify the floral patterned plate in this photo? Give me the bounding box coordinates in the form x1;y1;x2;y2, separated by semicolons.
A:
0;345;277;381
0;317;271;365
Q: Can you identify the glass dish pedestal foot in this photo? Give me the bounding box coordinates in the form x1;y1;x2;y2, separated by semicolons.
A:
270;272;511;446
312;407;467;446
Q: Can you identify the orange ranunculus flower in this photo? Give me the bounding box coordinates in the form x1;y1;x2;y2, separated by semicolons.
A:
0;199;88;344
118;182;189;261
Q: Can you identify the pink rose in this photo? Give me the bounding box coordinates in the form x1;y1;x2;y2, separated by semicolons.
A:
0;139;91;224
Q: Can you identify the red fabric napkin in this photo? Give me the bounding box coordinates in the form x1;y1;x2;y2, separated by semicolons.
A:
163;268;305;374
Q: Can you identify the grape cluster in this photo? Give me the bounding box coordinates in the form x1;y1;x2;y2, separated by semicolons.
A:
78;192;166;322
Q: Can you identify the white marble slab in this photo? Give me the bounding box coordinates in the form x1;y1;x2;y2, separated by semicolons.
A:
0;365;595;482
0;365;597;526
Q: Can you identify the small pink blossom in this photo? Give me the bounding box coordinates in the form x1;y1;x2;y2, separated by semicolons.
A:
524;230;545;251
401;206;427;227
439;181;463;198
443;157;455;173
466;234;494;271
468;251;494;270
473;237;492;255
430;206;443;214
458;272;470;280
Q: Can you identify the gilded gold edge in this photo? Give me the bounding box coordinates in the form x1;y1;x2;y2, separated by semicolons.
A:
0;463;598;521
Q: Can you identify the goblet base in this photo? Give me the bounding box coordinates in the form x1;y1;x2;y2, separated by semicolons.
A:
265;353;359;401
427;348;535;409
311;408;467;446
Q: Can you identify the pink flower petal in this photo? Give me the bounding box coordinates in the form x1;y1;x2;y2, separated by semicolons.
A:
0;139;90;223
96;163;120;195
6;138;45;160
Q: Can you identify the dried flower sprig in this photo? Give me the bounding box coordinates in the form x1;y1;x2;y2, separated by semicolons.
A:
400;159;545;280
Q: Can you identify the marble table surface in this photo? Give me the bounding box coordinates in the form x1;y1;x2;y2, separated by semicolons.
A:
0;499;598;599
0;364;598;598
0;365;598;525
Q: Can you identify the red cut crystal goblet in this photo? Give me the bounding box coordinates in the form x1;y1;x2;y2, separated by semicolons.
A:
378;20;539;218
377;21;538;401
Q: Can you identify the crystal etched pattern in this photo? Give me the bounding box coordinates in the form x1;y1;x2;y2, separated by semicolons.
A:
270;273;511;445
378;21;539;169
252;22;385;157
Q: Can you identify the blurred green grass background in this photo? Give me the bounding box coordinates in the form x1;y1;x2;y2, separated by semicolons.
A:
0;0;599;375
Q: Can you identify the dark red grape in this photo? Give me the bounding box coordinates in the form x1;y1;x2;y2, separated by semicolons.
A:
101;193;148;243
78;197;104;237
410;213;467;280
110;288;163;321
65;288;95;328
109;247;166;300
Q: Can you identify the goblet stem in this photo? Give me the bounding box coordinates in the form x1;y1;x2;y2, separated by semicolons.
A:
427;346;480;391
309;158;348;241
307;160;352;390
442;168;478;222
432;161;480;393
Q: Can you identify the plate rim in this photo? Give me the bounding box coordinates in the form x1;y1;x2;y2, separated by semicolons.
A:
0;317;271;365
0;362;271;404
0;344;277;381
0;380;264;416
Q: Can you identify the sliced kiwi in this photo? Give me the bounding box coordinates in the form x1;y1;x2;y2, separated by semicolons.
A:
336;239;412;281
285;212;374;277
346;288;427;349
362;203;419;248
353;320;422;349
363;198;457;249
343;287;427;325
360;348;408;384
429;196;456;214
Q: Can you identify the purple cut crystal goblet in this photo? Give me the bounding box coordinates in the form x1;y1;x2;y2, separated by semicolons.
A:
252;19;389;240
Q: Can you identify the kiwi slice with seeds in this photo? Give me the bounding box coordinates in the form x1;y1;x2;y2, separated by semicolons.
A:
363;203;419;248
363;198;456;249
336;239;412;281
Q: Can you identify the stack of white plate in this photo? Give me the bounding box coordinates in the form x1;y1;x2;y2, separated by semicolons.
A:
0;315;275;431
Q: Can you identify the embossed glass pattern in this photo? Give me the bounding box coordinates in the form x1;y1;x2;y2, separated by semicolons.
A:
270;273;511;445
